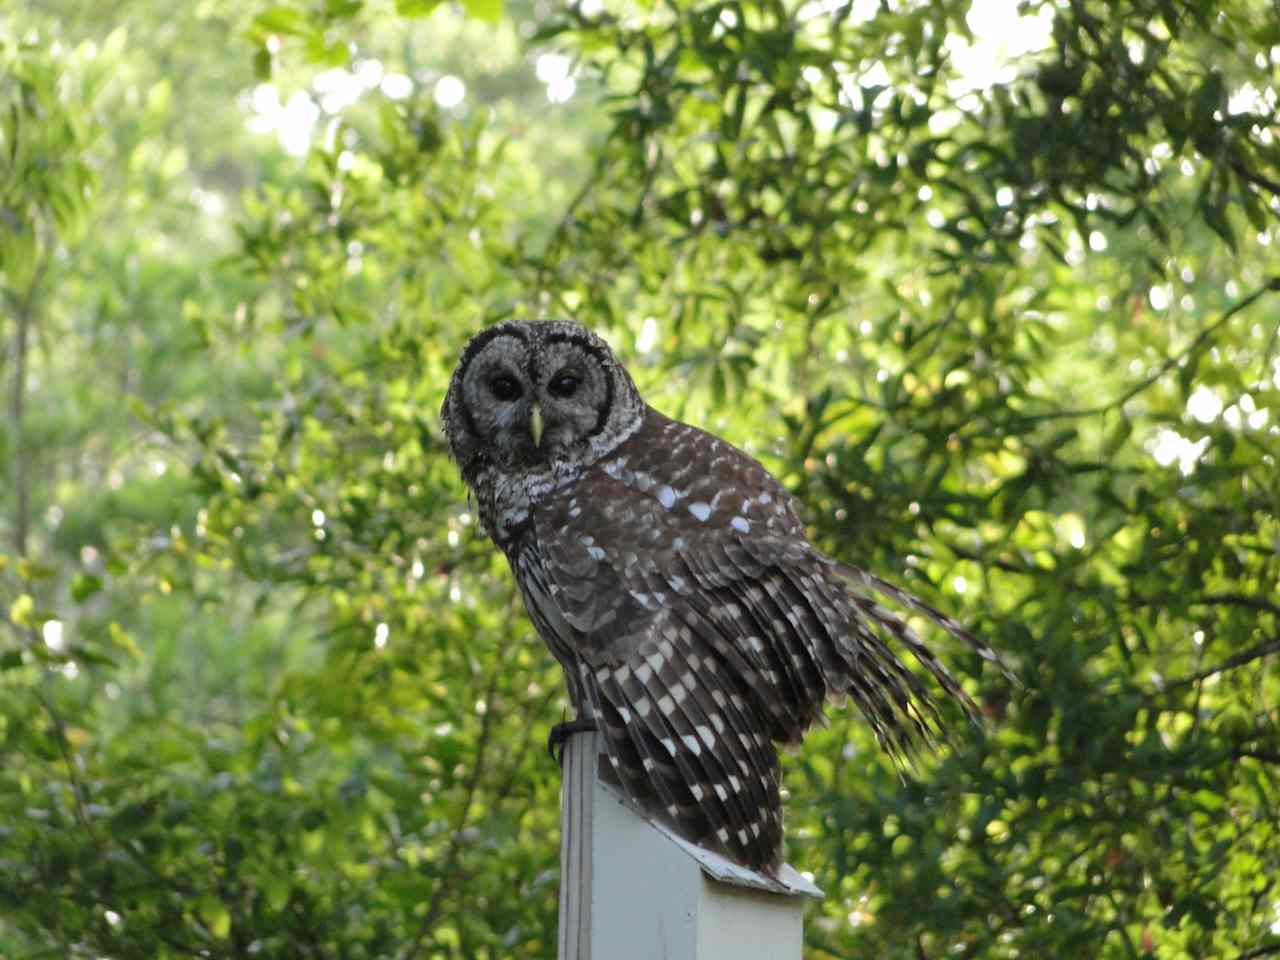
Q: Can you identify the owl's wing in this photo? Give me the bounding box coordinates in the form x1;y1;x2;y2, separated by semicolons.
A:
529;477;803;870
528;419;1003;872
528;455;934;869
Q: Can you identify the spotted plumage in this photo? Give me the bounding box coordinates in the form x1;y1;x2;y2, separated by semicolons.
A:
441;319;1010;874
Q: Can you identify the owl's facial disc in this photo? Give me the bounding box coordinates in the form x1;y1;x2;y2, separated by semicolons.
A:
444;320;642;483
447;332;542;475
532;339;612;461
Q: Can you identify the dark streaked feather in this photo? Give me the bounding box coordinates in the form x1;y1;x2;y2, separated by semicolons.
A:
524;409;1010;874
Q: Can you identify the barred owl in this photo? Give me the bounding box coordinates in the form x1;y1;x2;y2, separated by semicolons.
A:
442;319;1008;874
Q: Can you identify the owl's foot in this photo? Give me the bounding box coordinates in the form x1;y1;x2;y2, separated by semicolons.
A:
548;717;597;767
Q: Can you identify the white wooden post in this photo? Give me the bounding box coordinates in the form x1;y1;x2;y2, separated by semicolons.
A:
558;730;822;960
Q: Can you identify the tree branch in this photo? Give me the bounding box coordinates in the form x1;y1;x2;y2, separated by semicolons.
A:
1128;592;1280;619
31;688;102;845
1198;593;1280;619
8;257;48;558
1020;277;1280;424
1233;750;1280;766
399;661;504;960
1231;158;1280;198
1161;637;1280;692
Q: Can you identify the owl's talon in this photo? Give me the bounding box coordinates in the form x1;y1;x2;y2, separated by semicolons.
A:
548;718;597;766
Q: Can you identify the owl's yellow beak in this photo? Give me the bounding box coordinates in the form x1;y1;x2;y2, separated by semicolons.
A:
529;403;544;449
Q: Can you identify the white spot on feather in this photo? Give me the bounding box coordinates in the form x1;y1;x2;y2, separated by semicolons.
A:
681;734;702;755
696;725;716;748
661;737;677;755
731;516;751;534
657;485;677;509
690;784;704;801
688;501;712;521
715;783;729;801
658;694;675;715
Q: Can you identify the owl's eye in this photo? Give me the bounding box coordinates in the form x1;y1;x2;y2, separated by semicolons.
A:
547;371;580;399
489;374;523;401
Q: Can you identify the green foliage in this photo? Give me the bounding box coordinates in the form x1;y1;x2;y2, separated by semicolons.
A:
2;0;1278;958
0;39;96;290
248;0;505;80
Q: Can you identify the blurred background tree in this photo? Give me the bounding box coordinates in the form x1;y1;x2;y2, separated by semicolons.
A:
1;0;1277;957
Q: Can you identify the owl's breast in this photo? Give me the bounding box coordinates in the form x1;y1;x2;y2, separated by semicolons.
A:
475;461;584;552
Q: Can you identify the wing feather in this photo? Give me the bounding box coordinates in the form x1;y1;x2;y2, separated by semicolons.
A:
522;417;1010;873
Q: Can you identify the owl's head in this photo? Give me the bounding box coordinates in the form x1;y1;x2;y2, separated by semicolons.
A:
442;320;646;482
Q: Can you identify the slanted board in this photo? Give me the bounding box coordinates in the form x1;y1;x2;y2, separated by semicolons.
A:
558;731;822;960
